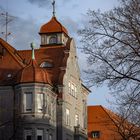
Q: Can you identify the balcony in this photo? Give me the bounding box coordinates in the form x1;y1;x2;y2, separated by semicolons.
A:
74;125;87;140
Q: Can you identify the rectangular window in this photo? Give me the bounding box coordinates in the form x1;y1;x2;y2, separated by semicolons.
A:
24;92;32;112
75;114;79;126
24;129;32;140
37;129;43;140
37;93;43;112
66;108;70;125
92;131;100;138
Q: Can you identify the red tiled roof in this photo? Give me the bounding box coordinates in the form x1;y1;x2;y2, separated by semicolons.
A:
17;39;71;85
88;106;140;140
40;16;68;35
0;38;24;67
17;59;51;84
0;38;25;86
0;35;71;87
88;106;122;140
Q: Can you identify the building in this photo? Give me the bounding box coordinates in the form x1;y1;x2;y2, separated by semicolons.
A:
88;105;140;140
0;6;89;140
88;105;122;140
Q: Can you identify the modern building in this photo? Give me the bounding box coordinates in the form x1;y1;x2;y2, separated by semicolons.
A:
0;7;89;140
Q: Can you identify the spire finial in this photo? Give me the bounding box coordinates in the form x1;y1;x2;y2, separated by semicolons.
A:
52;0;56;17
30;42;35;60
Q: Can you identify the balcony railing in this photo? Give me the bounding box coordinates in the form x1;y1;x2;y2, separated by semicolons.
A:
74;125;87;135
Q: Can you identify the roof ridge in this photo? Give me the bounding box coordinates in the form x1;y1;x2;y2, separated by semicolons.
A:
53;17;64;31
101;106;120;126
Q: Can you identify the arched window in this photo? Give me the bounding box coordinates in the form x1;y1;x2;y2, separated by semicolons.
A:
49;35;57;44
40;61;53;68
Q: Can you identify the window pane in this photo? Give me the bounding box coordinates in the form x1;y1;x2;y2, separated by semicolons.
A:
49;36;57;44
75;114;79;126
25;93;32;112
37;94;43;112
66;108;70;125
27;136;31;140
92;131;100;138
40;61;53;68
37;136;42;140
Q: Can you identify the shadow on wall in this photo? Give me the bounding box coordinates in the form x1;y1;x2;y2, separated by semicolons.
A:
0;116;87;140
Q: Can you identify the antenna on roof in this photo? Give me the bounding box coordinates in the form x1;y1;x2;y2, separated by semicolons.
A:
52;0;56;17
0;12;13;42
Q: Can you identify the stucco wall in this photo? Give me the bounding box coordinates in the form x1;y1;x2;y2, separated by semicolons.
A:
62;39;88;140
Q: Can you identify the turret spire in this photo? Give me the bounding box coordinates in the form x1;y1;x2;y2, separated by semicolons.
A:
30;42;35;60
52;0;56;17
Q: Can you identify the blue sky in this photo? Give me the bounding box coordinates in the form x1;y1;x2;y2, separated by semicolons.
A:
0;0;119;107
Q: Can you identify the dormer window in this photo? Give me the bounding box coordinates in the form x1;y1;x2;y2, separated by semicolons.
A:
49;35;57;44
91;131;100;138
40;61;53;68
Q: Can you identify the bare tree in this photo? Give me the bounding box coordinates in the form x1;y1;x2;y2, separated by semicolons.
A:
79;0;140;138
107;106;140;140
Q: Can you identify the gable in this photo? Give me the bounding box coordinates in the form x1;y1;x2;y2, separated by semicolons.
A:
0;38;25;85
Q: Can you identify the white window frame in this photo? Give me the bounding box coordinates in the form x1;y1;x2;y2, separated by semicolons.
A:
68;81;77;98
37;93;44;112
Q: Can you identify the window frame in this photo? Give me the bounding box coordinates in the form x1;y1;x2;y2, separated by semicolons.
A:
68;81;77;98
49;35;57;44
24;92;32;112
40;61;53;68
37;93;44;113
91;131;100;138
75;114;79;126
36;129;43;140
24;129;32;140
66;108;70;126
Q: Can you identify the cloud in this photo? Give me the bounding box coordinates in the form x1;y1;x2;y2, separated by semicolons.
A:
27;0;72;8
61;17;79;38
4;16;41;50
28;0;51;8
